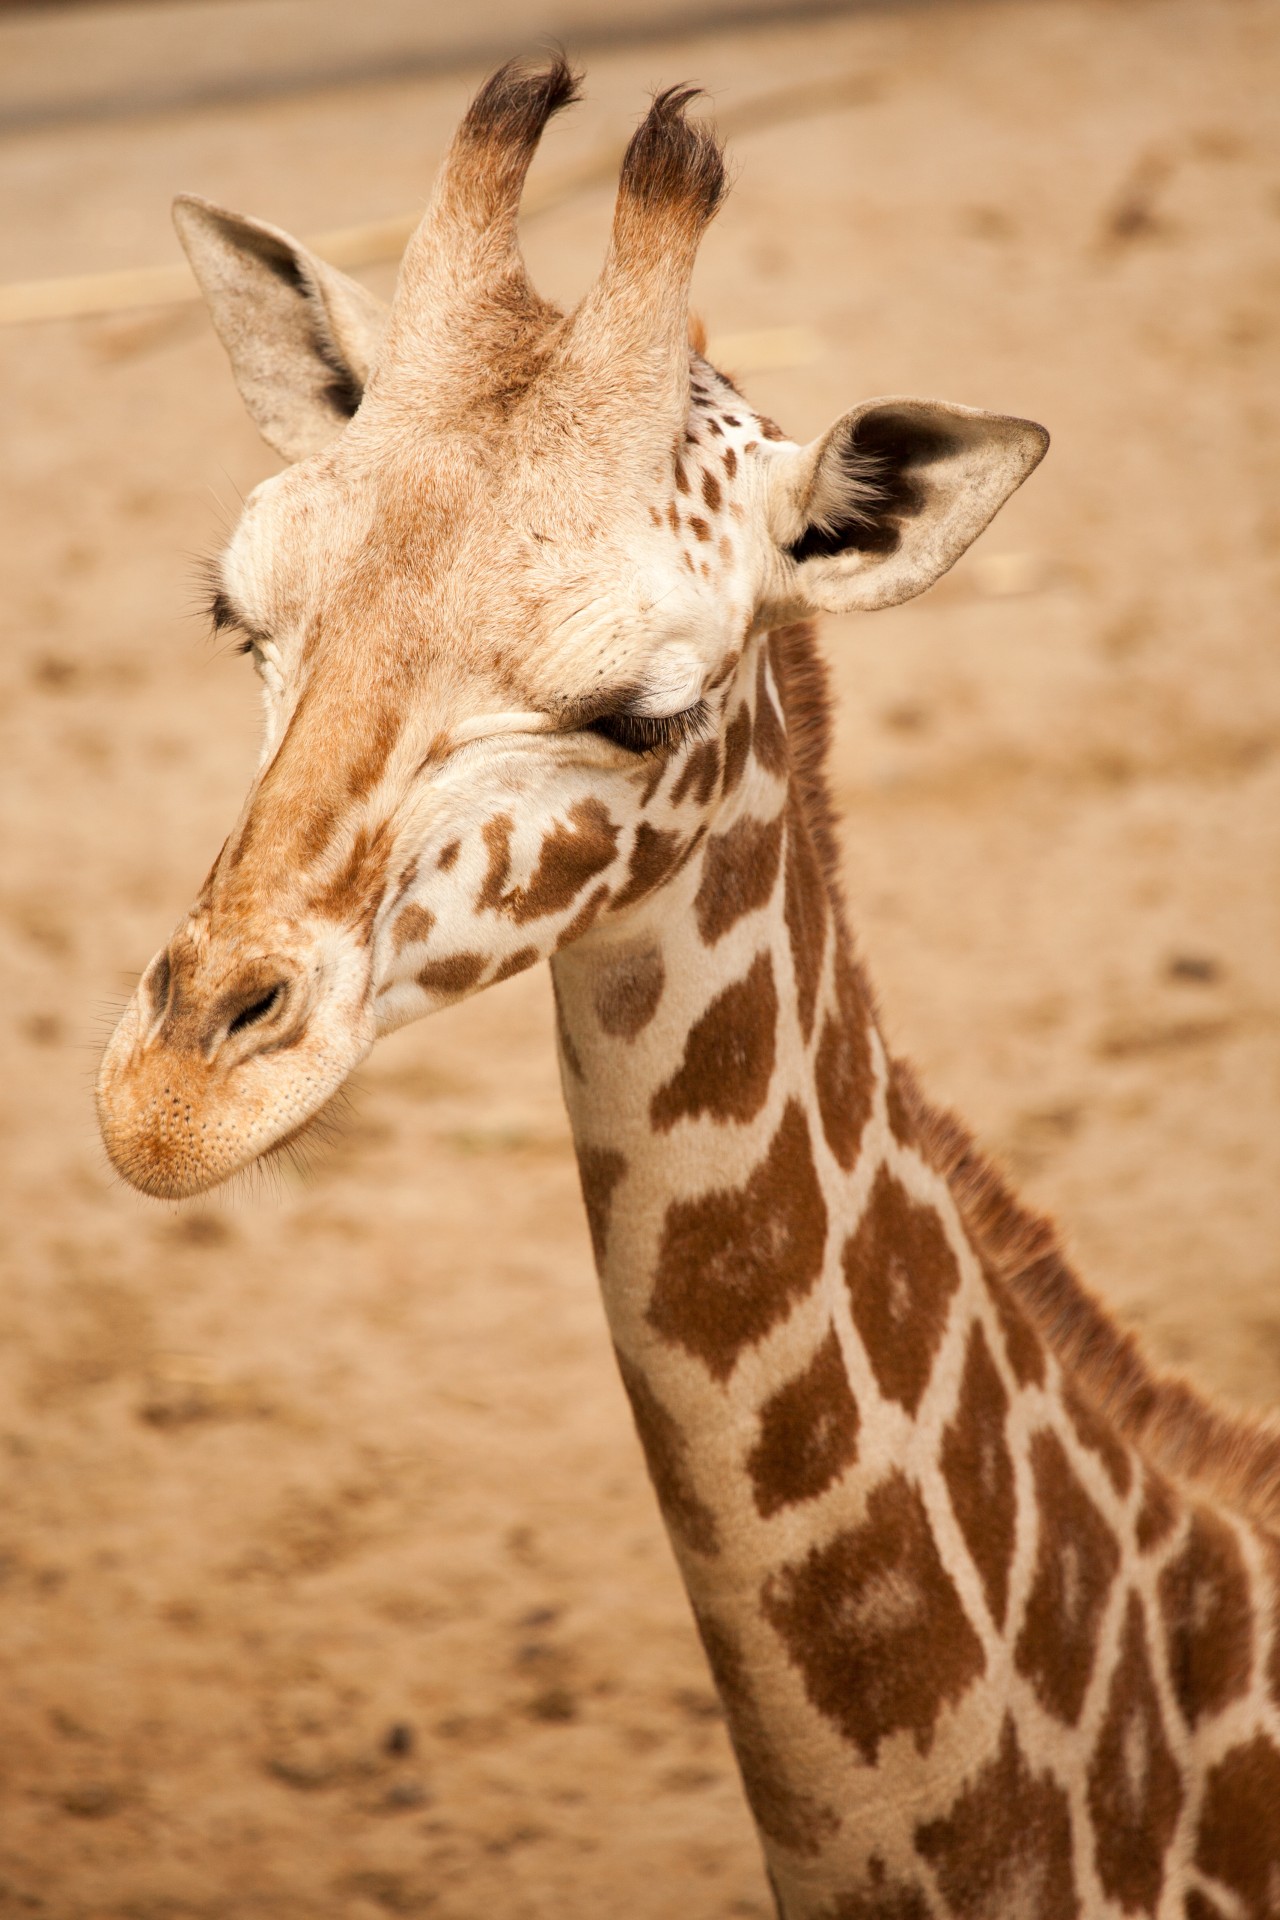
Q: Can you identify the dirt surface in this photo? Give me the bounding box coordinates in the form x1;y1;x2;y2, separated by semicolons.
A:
1;1;1278;1914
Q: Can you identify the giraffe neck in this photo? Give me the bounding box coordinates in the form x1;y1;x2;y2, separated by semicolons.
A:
550;624;1280;1918
550;622;1017;1904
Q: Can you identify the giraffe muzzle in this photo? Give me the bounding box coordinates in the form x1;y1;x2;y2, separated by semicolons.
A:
97;940;371;1198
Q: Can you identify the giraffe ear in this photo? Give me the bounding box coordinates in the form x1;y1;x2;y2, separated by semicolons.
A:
173;195;388;462
767;398;1048;615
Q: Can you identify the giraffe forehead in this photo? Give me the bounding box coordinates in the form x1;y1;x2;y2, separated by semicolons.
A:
219;382;764;702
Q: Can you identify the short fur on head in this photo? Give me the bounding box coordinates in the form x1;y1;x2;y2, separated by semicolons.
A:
100;62;1047;1208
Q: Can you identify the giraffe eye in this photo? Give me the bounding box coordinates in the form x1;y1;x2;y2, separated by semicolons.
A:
588;700;711;756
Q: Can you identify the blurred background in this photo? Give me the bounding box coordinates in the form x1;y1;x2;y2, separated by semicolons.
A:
0;1;1277;1914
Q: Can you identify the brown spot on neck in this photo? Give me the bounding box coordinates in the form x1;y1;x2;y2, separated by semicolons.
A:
593;947;665;1039
615;1348;719;1557
1194;1737;1280;1912
1158;1506;1253;1728
941;1320;1017;1630
577;1144;626;1264
747;1325;859;1518
693;811;783;947
647;1101;827;1382
1086;1593;1182;1911
783;790;828;1044
692;1604;838;1855
752;647;788;778
814;945;874;1171
1014;1427;1121;1726
650;951;777;1132
762;1470;985;1765
842;1165;961;1418
914;1715;1078;1920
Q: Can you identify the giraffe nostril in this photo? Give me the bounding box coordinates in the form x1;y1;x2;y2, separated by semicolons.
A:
227;984;286;1037
230;983;289;1044
148;949;172;1020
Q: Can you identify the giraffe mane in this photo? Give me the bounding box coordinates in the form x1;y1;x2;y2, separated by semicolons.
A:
770;618;1280;1531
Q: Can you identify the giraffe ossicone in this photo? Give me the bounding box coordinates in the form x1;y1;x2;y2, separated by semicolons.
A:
97;58;1280;1919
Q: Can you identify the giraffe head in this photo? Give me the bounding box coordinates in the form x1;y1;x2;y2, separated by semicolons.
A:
96;58;1047;1198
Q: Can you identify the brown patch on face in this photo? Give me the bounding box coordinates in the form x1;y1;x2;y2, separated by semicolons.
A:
484;800;619;922
694;812;784;947
752;649;788;778
1086;1592;1182;1914
615;1349;718;1557
1134;1469;1179;1553
1014;1427;1121;1726
701;470;722;512
491;945;539;983
648;1101;827;1382
914;1715;1078;1920
842;1165;961;1418
1157;1506;1253;1728
721;704;752;797
814;947;874;1171
723;446;737;479
478;813;515;908
983;1259;1047;1389
555;880;610;949
576;1145;626;1265
593;948;665;1039
666;501;680;534
763;1470;985;1765
941;1320;1017;1630
757;414;788;442
1195;1737;1280;1913
309;823;392;937
1064;1379;1133;1497
417;951;487;996
392;904;435;954
637;755;667;809
295;801;339;868
343;703;401;803
671;739;721;808
693;1605;837;1856
747;1327;859;1519
612;823;683;911
650;952;777;1132
437;838;460;871
689;516;711;542
783;793;828;1043
674;462;690;495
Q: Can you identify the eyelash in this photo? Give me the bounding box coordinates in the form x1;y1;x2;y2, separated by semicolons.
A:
588;701;711;756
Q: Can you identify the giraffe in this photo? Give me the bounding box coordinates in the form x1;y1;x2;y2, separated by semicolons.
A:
95;59;1280;1918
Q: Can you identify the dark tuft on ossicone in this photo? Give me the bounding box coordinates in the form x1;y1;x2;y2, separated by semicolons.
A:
460;52;583;156
618;86;727;226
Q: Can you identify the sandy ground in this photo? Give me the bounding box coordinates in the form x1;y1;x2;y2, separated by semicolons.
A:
0;0;1278;1913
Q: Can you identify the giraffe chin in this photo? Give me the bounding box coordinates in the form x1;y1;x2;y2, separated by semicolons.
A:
95;991;372;1200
